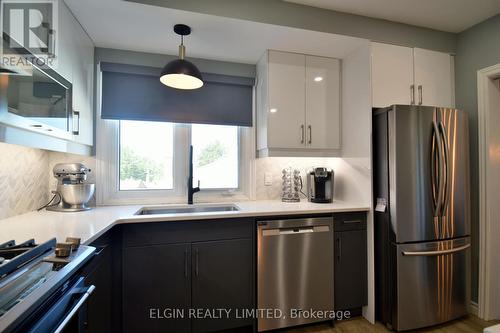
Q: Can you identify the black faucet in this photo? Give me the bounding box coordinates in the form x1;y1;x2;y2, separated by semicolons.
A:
187;145;200;204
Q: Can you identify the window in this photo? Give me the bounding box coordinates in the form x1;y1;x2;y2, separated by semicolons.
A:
119;120;174;190
104;120;245;204
192;124;239;189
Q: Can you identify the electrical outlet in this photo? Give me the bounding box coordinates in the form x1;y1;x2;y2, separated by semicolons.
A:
264;172;273;186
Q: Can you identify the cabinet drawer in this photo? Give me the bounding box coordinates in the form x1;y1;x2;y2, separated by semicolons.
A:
334;212;367;231
123;218;254;247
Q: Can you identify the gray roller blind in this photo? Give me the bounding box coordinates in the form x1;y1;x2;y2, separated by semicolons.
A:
100;62;254;127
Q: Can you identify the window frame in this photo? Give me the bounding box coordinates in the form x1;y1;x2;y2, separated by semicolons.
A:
96;120;253;205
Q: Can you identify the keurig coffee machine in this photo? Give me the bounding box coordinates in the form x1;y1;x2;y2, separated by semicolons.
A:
307;167;334;203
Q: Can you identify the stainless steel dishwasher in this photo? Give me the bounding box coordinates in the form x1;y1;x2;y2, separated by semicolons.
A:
257;217;334;331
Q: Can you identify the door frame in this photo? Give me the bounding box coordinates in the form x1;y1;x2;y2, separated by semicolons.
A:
477;63;500;320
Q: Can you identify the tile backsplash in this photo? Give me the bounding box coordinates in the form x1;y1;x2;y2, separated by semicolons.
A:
0;142;96;219
0;142;49;219
255;157;371;204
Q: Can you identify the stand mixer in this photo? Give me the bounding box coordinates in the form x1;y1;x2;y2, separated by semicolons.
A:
46;163;95;212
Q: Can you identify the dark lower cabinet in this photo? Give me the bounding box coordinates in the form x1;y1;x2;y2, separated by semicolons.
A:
81;234;113;333
121;218;254;333
81;213;369;332
191;239;253;333
334;213;368;311
122;243;191;333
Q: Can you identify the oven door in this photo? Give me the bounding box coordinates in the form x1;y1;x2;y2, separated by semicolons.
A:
17;276;95;333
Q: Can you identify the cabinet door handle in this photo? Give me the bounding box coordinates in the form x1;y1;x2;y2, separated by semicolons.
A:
300;125;305;144
195;248;199;277
94;245;107;257
336;236;342;264
44;24;56;58
72;111;80;135
184;249;188;279
418;85;423;105
410;84;415;105
343;220;362;224
308;125;312;144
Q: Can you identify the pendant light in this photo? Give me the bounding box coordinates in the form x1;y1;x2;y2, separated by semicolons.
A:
160;24;203;90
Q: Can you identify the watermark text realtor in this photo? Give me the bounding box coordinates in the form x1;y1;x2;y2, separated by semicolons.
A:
149;308;351;320
1;0;58;68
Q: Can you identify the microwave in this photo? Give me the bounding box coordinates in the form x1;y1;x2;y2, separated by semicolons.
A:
0;47;77;140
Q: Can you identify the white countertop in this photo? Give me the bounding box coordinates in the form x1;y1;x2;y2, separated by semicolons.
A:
0;200;370;245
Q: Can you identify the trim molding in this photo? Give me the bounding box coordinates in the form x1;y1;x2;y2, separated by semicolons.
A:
477;62;500;320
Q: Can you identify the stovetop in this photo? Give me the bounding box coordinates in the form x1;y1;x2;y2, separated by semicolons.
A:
0;239;55;279
0;239;58;317
0;239;36;266
0;237;95;333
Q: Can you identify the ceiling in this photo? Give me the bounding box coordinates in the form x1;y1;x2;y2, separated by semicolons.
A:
65;0;368;64
285;0;500;33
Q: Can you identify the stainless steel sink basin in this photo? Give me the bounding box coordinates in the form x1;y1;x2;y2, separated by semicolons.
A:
136;204;240;215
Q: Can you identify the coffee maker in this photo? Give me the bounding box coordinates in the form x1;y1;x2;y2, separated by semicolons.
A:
46;163;95;212
307;167;334;203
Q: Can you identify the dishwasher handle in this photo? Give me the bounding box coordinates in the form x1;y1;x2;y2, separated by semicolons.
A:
262;225;330;236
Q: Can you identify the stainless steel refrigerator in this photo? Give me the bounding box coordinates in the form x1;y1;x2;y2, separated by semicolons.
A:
373;105;471;331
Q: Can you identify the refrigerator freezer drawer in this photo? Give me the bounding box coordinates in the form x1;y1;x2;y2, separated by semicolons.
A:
394;237;470;331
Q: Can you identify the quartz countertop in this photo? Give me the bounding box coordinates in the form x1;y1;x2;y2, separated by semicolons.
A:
0;200;370;245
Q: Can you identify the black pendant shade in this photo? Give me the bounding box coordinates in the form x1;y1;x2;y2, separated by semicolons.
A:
160;24;204;90
160;59;203;89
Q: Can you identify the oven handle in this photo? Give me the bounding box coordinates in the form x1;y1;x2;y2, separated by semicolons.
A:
27;277;95;333
53;284;95;333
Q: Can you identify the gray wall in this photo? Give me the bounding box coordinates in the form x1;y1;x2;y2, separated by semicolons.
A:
455;13;500;303
127;0;457;53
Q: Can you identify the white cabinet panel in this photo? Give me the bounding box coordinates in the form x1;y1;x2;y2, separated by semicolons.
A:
371;42;414;108
57;1;94;146
56;1;74;83
256;55;268;151
305;56;341;150
267;50;306;149
414;48;453;108
71;23;94;146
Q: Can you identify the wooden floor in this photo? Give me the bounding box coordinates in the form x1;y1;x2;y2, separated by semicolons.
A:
283;315;499;333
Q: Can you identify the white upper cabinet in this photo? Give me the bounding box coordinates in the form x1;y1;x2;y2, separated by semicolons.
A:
371;42;414;108
413;48;453;108
267;51;306;150
305;55;341;150
257;50;342;157
71;20;94;146
57;1;94;146
371;43;454;108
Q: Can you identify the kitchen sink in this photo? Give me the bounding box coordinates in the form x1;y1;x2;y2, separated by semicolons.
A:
136;204;240;215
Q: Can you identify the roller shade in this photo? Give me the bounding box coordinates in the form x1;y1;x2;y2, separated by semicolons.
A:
100;62;254;127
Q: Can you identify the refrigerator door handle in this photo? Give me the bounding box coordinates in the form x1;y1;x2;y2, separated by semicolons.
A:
431;126;438;214
402;244;470;256
431;121;444;217
439;122;450;216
